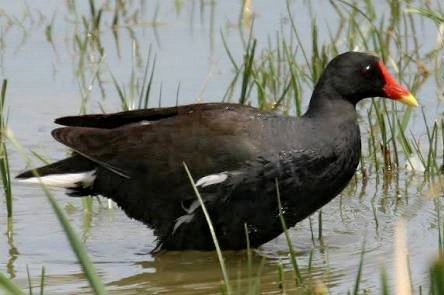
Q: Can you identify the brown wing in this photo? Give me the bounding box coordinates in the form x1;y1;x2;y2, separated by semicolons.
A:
55;103;241;129
51;103;272;182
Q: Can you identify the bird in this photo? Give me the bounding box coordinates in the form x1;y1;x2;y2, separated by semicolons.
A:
17;52;418;251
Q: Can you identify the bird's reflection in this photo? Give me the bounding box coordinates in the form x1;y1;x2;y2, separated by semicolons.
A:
105;248;344;294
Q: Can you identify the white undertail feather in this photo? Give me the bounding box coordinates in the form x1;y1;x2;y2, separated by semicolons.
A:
18;170;96;188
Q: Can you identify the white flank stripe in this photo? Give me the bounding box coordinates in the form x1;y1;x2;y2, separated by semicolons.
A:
195;172;228;187
173;213;195;234
18;170;96;188
139;120;151;125
185;200;200;214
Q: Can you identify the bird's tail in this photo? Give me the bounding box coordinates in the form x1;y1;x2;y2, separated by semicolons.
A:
16;155;96;190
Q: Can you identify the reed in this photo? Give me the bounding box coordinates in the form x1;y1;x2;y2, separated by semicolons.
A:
0;79;12;217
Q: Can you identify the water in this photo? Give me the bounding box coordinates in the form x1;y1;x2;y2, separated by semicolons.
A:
1;0;444;294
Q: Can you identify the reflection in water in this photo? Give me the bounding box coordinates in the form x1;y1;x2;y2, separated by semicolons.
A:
81;198;93;243
105;250;345;294
31;244;351;294
6;217;19;279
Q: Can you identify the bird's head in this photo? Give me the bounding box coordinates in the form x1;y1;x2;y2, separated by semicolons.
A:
321;51;418;107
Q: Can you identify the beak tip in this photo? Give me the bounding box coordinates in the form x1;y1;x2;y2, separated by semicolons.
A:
399;93;419;107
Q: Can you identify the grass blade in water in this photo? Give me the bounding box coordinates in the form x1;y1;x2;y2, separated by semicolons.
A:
183;162;231;294
29;178;107;295
352;243;365;295
40;266;45;295
275;179;303;286
430;255;444;295
0;79;12;217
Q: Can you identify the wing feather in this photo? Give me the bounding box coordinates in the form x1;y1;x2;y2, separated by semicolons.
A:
54;103;246;129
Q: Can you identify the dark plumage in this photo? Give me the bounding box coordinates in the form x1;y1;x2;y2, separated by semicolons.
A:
17;52;417;251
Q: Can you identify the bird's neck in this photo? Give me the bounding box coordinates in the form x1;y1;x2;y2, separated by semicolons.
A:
304;81;356;119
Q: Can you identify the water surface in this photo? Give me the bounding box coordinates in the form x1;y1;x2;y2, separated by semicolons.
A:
1;1;444;294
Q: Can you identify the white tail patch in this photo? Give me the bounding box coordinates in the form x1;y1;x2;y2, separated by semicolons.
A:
18;170;96;188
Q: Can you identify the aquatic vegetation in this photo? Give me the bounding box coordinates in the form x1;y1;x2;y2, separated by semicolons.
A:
1;0;444;294
0;79;12;218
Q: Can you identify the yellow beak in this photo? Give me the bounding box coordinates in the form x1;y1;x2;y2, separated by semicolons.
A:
398;93;419;107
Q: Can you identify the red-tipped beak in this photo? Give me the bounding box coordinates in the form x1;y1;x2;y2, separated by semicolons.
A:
378;60;418;107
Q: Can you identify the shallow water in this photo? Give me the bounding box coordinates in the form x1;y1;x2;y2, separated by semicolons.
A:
1;1;444;294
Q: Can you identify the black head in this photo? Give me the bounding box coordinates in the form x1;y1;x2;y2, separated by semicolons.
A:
316;51;417;106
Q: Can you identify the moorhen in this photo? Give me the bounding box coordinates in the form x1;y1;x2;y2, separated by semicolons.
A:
17;52;418;251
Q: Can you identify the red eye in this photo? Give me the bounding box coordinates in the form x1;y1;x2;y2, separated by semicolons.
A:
361;64;374;78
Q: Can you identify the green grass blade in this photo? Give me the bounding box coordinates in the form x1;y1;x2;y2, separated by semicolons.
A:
380;265;389;295
353;242;365;295
0;144;12;217
0;272;25;295
221;30;240;72
430;256;444;295
407;8;444;25
27;181;107;295
26;265;33;295
239;39;257;104
0;79;12;217
244;223;253;293
39;266;45;295
275;179;302;286
111;73;129;111
182;163;231;294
